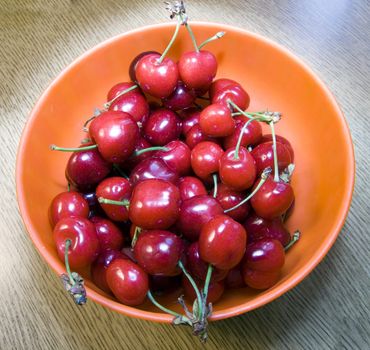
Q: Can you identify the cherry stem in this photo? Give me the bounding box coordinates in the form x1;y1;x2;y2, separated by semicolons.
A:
133;146;169;157
269;121;280;182
147;290;187;320
285;230;301;251
83;115;97;132
182;17;199;52
228;101;274;122
233;118;255;160
158;15;182;63
50;144;98;152
112;164;129;179
203;264;213;303
131;226;142;248
98;197;130;207
64;239;75;285
67;183;71;192
212;174;218;198
198;31;225;50
224;167;272;213
104;84;138;109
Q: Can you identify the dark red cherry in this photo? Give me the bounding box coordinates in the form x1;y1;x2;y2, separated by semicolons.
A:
180;109;201;135
178;51;217;90
185;124;218;150
129;51;160;82
177;195;223;241
106;258;149;305
109;92;149;123
155;140;191;176
182;275;224;304
209;78;240;100
129;158;179;186
83;192;105;218
143;108;182;146
120;137;154;170
91;249;128;293
245;239;285;271
243;268;280;289
212;85;250;111
251;141;292;176
199;215;247;270
219;147;257;191
90;216;124;251
135;53;179;98
250;176;294;219
243;213;291;247
107;82;140;101
225;264;245;289
49;191;89;227
66;145;111;191
260;134;294;161
129;179;181;230
96;177;132;221
162;81;195;111
223;116;262;149
53;216;100;269
190;141;224;182
216;183;250;222
199;103;235;137
178;176;207;201
134;230;184;276
187;242;228;282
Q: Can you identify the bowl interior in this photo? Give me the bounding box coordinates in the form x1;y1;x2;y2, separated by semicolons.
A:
16;22;354;322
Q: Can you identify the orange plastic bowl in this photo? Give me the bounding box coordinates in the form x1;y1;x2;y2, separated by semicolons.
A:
16;22;354;322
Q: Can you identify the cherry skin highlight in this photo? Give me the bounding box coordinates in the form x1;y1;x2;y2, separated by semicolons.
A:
199;103;235;137
90;216;125;251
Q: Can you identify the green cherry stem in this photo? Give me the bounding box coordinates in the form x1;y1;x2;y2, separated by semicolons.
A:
131;226;142;248
147;290;188;320
212;174;218;198
50;144;98;152
198;31;225;50
233;118;255;160
284;230;301;251
103;84;139;110
203;264;213;302
67;183;71;192
269;121;280;182
224;167;272;213
182;17;199;52
64;239;75;285
158;15;182;63
133;146;169;157
98;197;130;207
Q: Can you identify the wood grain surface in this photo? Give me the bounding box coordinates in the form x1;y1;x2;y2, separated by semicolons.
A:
1;0;369;349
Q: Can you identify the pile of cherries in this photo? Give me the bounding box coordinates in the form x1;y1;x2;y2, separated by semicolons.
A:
49;1;299;342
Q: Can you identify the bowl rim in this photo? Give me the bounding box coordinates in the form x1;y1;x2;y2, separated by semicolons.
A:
16;21;355;323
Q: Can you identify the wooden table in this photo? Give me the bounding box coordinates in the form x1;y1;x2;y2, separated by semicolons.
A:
1;1;369;349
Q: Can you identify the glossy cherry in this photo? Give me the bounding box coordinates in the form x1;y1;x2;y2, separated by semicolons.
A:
212;85;250;111
106;258;149;305
225;264;245;289
129;179;181;230
199;214;247;270
83;192;105;218
180;108;201;135
143;108;182;146
182;275;224;304
190;141;224;181
96;177;132;221
209;78;240;100
162;81;195;111
176;195;223;241
219;147;257;191
250;176;294;219
223;117;262;149
251;141;292;176
242;268;280;290
107;82;140;101
90;216;124;251
199;103;235;137
178;50;217;90
121;136;154;170
134;230;184;276
135;53;179;98
178;176;207;201
185;124;218;150
53;216;100;269
243;213;291;247
129;50;160;82
49;191;89;227
260;134;294;161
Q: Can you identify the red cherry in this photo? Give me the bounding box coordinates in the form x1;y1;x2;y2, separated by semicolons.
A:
209;78;240;100
178;176;207;201
91;249;128;292
219;147;257;191
180;109;201;135
212;85;250;111
90;216;124;251
96;177;131;221
129;179;181;230
225;264;245;289
251;141;292;176
129;51;160;82
187;242;228;282
178;51;217;90
190;141;224;181
185;124;218;150
176;195;224;241
216;183;250;222
89;111;139;163
129;158;179;186
250;176;294;219
66;146;111;191
106;258;149;305
120;137;154;170
49;191;89;227
243;268;280;289
223;117;262;149
53;216;100;269
199;215;247;270
135;53;179;98
162;81;195;111
107;82;140;101
260;134;294;161
245;239;285;271
143;108;182;146
243;213;291;247
134;230;184;276
199;103;235;137
182;275;224;304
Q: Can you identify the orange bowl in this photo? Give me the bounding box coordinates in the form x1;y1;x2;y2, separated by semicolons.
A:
16;22;354;322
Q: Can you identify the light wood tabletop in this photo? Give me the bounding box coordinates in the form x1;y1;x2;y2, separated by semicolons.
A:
1;0;369;349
